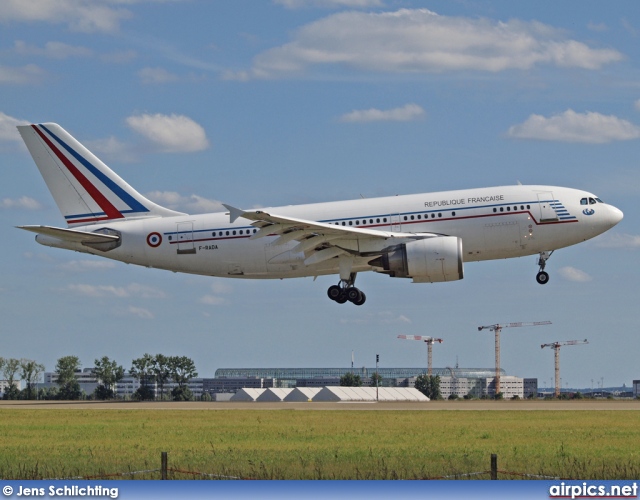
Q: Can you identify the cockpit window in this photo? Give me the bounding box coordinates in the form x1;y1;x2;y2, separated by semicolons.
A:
595;198;603;203
589;198;596;205
580;198;588;205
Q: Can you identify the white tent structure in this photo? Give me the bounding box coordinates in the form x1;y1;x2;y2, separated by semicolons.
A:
230;388;265;401
312;386;429;402
255;388;293;402
283;387;322;402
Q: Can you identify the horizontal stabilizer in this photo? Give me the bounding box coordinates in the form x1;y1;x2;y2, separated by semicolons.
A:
17;225;122;252
17;225;119;243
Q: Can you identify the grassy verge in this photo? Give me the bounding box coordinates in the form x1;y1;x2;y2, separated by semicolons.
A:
1;409;639;479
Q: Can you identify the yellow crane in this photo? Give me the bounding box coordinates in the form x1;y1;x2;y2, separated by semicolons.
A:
478;321;551;396
541;339;588;398
397;335;443;376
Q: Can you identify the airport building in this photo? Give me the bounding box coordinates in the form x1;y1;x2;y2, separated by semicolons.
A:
0;380;21;397
634;380;640;398
213;367;503;389
39;366;540;400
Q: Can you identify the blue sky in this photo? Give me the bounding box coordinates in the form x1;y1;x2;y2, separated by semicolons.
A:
0;0;638;390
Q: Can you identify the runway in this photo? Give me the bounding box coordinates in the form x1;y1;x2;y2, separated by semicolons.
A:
1;400;639;410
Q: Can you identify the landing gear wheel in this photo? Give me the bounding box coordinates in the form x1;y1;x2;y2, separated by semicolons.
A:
327;273;366;305
327;285;342;301
353;291;366;306
536;271;549;285
346;287;361;302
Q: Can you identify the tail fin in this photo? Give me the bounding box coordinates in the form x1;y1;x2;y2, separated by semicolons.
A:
18;123;185;226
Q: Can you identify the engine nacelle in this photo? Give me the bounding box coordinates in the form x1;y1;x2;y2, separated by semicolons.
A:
369;236;464;283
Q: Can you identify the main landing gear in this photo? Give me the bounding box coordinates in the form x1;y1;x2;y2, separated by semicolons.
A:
327;273;366;306
536;251;553;285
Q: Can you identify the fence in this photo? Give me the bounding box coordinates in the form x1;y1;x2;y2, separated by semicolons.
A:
41;453;561;481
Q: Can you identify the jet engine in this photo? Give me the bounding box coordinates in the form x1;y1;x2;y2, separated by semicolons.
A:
369;236;463;283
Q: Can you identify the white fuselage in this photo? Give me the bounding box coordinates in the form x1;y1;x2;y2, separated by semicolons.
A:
42;184;622;281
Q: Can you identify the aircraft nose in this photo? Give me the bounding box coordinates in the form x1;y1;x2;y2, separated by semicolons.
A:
608;205;624;227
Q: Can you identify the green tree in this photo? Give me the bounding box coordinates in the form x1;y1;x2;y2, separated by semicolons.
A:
414;374;441;400
55;355;82;400
93;356;125;400
153;354;171;401
168;356;197;401
20;359;45;400
340;372;362;387
2;358;22;400
369;372;383;387
130;353;156;400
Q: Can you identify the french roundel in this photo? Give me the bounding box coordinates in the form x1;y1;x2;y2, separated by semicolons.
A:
147;232;162;247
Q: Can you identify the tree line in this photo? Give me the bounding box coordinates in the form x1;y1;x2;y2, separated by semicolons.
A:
0;354;198;401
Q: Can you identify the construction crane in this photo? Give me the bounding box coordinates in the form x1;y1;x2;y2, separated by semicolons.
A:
541;339;588;398
397;335;443;376
478;321;551;396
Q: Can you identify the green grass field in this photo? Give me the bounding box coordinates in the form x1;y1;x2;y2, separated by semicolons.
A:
1;409;639;480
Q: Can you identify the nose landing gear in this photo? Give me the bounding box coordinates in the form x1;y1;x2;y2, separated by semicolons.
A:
327;273;366;306
536;251;553;285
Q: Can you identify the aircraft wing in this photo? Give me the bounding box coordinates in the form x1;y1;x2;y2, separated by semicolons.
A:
223;204;439;265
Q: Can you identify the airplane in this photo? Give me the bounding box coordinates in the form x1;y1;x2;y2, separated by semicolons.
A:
16;123;623;306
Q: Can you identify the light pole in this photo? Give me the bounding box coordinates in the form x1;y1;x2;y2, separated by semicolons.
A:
376;354;379;402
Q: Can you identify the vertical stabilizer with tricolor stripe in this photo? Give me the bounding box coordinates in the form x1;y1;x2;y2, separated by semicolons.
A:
18;123;185;226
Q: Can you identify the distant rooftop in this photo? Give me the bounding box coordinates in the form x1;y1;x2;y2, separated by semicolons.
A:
214;367;504;380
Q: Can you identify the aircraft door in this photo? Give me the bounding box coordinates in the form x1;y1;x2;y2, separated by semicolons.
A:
537;192;558;222
176;222;196;254
390;214;402;232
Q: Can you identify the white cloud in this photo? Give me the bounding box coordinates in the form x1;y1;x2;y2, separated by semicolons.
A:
126;306;154;319
199;282;232;306
558;266;593;282
199;295;226;306
57;260;117;272
0;0;132;33
126;113;210;153
14;40;93;59
274;0;383;8
84;136;138;163
145;191;223;213
594;233;640;249
65;283;167;299
1;196;42;210
137;67;180;84
0;112;30;142
0;64;44;85
340;103;425;123
238;9;623;79
507;109;640;143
